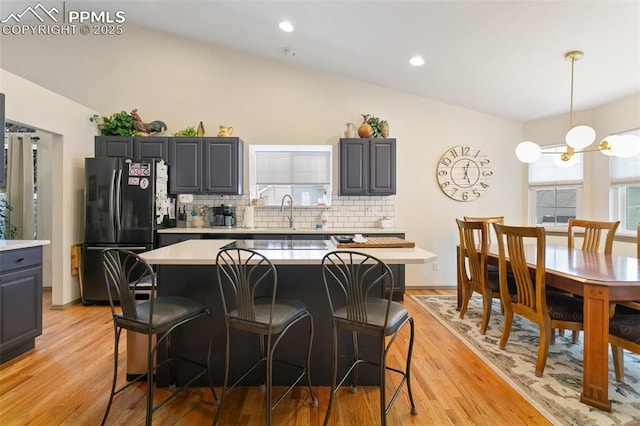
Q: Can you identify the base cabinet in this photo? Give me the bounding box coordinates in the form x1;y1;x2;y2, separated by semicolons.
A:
0;246;43;363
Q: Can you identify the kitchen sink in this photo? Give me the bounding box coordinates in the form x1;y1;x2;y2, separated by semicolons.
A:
222;240;330;250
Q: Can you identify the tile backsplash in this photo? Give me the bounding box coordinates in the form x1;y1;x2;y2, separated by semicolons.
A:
182;195;395;229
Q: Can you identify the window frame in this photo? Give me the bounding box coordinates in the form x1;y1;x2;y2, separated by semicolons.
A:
248;144;333;207
527;144;583;229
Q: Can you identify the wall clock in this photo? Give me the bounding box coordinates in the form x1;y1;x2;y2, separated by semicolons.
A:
436;145;492;201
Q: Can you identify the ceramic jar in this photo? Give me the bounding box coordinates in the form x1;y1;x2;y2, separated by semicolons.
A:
344;123;356;138
358;114;373;138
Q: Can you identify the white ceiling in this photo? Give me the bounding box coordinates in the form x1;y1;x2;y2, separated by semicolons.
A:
9;0;640;123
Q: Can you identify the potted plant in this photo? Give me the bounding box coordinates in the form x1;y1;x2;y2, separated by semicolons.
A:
366;115;390;138
90;111;135;136
0;198;18;239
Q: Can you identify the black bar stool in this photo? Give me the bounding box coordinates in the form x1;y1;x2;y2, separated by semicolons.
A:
213;248;317;425
100;248;216;426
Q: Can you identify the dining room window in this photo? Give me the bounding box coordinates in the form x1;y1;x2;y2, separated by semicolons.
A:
609;129;640;233
527;145;582;226
249;145;332;206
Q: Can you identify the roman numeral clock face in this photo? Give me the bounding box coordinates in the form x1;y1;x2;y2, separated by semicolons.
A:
437;146;492;201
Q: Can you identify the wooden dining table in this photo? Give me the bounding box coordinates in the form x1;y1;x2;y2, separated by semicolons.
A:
456;244;640;412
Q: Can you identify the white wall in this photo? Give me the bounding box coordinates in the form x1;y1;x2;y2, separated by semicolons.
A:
0;70;97;306
13;23;639;300
524;93;640;221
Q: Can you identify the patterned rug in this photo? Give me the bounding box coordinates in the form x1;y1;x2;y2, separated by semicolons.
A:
412;295;640;426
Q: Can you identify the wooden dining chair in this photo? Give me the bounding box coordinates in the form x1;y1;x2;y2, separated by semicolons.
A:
493;223;584;377
464;216;504;274
609;313;640;381
567;218;620;254
456;218;503;334
608;221;640;379
562;219;620;342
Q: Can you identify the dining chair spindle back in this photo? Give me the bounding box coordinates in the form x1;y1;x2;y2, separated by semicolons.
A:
493;223;584;377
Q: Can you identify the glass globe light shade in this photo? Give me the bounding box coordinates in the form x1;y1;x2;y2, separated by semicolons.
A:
553;152;578;168
515;141;541;163
612;134;640;158
565;125;596;149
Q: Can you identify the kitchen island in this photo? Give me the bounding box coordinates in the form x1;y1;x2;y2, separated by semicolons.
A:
0;240;50;363
141;238;436;386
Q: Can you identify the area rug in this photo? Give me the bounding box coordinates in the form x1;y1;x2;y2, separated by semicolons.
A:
412;295;640;426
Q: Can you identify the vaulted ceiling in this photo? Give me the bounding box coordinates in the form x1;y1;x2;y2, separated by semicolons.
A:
3;0;639;122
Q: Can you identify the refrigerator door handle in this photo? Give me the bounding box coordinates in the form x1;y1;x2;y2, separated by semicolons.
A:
115;169;123;236
108;169;117;242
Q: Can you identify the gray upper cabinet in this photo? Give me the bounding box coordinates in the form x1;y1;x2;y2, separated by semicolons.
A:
134;137;169;162
95;136;134;158
169;137;202;193
339;138;396;195
203;137;243;194
169;137;243;195
95;136;169;163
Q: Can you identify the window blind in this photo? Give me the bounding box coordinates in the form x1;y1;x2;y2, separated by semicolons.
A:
610;129;640;185
256;150;331;184
529;146;583;186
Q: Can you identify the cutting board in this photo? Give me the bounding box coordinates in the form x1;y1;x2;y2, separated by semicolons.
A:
332;236;415;248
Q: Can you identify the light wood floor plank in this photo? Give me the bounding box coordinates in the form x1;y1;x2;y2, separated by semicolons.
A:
0;289;550;425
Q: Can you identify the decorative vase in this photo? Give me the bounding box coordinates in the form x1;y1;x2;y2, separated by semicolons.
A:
196;121;205;137
379;122;390;138
358;114;373;138
193;216;204;228
344;123;356;138
217;125;234;137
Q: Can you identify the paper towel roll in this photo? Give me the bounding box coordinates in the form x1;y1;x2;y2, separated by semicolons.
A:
243;206;255;229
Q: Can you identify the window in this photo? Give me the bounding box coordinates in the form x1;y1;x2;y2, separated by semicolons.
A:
249;145;332;206
610;128;640;233
528;145;582;226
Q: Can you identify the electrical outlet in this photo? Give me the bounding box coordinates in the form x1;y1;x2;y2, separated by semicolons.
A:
432;261;439;271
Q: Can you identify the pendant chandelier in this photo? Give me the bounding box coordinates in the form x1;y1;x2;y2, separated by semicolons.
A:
515;51;640;165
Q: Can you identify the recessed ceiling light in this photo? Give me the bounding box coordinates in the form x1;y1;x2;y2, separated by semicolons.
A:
409;56;425;66
279;21;294;32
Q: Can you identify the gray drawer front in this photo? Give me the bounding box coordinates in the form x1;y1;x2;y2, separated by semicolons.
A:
0;247;42;271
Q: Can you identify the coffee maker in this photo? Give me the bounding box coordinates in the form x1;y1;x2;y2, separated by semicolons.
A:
222;204;235;227
210;204;235;227
210;205;225;227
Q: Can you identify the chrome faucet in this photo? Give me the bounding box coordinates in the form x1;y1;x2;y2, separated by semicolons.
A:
280;194;296;229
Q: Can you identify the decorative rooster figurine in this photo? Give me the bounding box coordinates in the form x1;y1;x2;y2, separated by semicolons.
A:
131;109;167;136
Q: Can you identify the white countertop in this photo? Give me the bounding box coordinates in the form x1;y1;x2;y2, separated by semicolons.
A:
140;239;436;266
0;240;51;252
158;227;405;234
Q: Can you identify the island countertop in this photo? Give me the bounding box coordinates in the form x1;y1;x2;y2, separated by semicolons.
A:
0;240;50;252
156;227;406;235
140;239;436;265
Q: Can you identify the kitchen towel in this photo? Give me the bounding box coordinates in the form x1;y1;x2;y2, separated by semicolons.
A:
243;206;255;229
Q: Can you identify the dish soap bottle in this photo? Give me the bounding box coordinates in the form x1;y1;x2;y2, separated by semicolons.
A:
321;212;329;230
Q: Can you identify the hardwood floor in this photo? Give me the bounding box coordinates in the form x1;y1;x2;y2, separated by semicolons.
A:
0;289;550;425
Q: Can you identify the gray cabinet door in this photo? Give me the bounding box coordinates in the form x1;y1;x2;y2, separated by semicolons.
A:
134;137;169;162
370;138;396;194
339;138;369;195
339;138;396;195
95;136;134;158
169;138;202;193
0;246;43;363
203;138;243;194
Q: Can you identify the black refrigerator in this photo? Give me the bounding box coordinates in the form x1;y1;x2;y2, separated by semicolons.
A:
82;157;169;303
